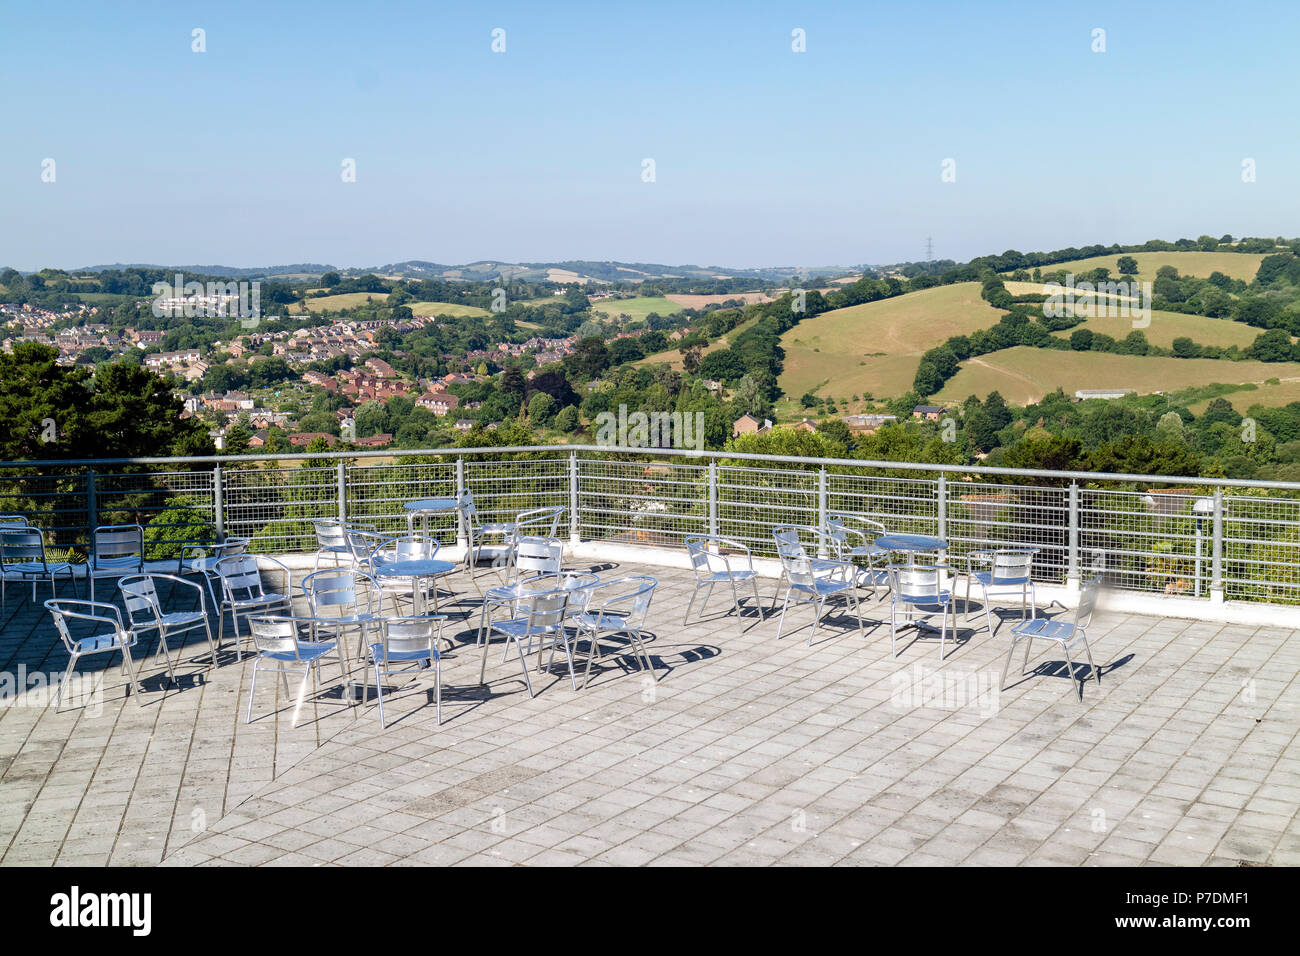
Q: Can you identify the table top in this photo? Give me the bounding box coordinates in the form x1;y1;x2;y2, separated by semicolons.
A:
875;534;947;552
404;498;460;513
374;558;456;578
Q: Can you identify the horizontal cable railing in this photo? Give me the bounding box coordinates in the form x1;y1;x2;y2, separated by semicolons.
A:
2;444;1299;605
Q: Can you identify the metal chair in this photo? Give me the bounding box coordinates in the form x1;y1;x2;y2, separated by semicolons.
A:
683;535;765;634
364;616;448;727
477;536;565;658
179;536;250;611
823;511;891;597
463;493;567;579
485;574;596;697
88;524;144;602
120;573;218;681
310;519;375;572
302;567;383;663
965;548;1037;635
1;526;78;611
245;615;343;727
213;554;293;653
885;564;957;658
574;575;659;688
1001;574;1102;702
773;528;865;644
44;599;144;709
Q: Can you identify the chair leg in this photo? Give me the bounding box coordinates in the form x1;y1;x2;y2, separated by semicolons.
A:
682;585;698;626
775;587;792;640
1063;643;1081;701
514;640;536;698
246;661;259;722
157;630;177;685
291;669;310;727
1083;636;1099;686
435;658;442;725
53;655;77;711
999;637;1019;690
751;577;765;621
374;660;386;728
120;645;144;705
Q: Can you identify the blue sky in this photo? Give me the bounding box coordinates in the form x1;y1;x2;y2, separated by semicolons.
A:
2;0;1297;271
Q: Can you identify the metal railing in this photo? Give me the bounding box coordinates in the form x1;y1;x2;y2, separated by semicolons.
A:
3;444;1299;605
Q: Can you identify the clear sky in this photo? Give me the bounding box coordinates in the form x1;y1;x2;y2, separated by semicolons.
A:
2;0;1297;271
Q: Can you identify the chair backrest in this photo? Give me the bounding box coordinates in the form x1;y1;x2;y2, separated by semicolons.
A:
312;519;350;552
684;537;715;580
513;536;563;578
1076;574;1102;630
0;528;47;567
247;616;304;658
45;599;127;654
523;586;572;630
373;534;440;565
377;616;440;662
890;565;945;602
592;575;657;626
990;549;1035;584
303;569;376;617
92;525;143;570
119;575;163;627
773;528;817;588
459;491;478;522
215;554;267;601
517;506;566;537
0;514;30;531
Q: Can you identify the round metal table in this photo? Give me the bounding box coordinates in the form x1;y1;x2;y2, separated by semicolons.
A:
403;497;462;539
874;533;947;566
374;558;456;616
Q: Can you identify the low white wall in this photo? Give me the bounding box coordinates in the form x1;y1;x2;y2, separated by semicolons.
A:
247;540;1300;630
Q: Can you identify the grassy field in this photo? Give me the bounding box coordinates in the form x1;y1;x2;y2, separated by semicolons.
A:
637;315;761;371
1049;310;1264;350
589;295;684;322
407;301;490;318
1186;380;1300;414
1007;251;1265;285
292;291;390;313
777;282;1008;400
931;347;1300;405
665;292;776;309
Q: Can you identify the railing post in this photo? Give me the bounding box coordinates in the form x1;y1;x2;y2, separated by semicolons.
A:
569;451;580;544
936;474;947;542
708;460;719;537
85;468;97;545
455;456;466;547
1211;487;1224;603
1067;481;1080;590
816;467;828;558
336;461;347;522
213;464;225;542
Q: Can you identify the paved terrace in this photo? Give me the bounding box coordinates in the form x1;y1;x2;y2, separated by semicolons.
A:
1;557;1297;867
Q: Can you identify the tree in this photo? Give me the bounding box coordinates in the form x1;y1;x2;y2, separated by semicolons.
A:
1069;328;1094;351
1116;256;1139;275
554;405;580;433
320;271;342;287
528;391;557;427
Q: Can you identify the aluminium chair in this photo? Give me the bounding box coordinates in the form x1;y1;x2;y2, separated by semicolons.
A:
1001;574;1102;702
45;599;145;709
683;535;765;634
120;573;218;681
772;528;865;644
964;548;1038;635
88;524;144;602
245;615;344;727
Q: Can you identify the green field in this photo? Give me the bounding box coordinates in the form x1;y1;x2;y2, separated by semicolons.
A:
637;314;760;371
292;291;390;313
407;301;490;318
1186;380;1300;414
588;296;684;322
1050;310;1265;350
932;347;1300;406
1008;250;1266;286
777;282;1008;401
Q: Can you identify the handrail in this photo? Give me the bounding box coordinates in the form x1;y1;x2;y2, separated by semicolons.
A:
2;443;1299;491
